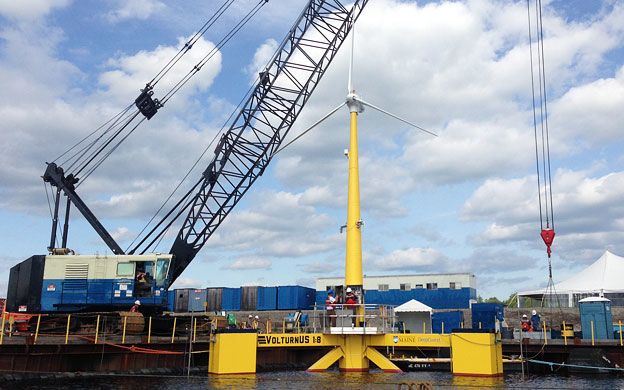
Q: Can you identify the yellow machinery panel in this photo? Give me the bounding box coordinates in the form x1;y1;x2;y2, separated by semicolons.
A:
451;332;503;377
209;332;258;374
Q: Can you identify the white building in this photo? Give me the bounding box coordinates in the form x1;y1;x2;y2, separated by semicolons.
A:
316;273;476;292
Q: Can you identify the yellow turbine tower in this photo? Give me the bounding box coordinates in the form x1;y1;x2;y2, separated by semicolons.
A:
277;29;436;327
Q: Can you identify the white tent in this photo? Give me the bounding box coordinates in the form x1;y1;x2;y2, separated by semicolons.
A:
394;299;432;333
518;250;624;307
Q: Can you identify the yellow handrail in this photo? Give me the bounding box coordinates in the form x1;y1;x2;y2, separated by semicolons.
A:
171;317;177;344
65;314;71;344
34;315;41;344
94;315;100;344
122;315;128;344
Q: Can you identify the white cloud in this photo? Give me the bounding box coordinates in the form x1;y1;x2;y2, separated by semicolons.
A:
111;227;132;241
550;66;624;150
223;257;272;271
206;190;340;258
99;36;220;105
170;276;202;289
0;0;69;20
105;0;166;23
462;169;624;263
300;262;335;274
246;38;278;85
370;247;448;272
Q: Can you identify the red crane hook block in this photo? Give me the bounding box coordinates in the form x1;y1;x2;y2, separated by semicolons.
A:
541;228;555;258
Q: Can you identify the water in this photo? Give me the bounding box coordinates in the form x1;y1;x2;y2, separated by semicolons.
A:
9;371;624;390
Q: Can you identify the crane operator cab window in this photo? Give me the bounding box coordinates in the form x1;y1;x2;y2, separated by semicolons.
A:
154;258;170;288
134;260;153;298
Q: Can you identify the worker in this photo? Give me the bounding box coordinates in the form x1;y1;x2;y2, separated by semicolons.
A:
345;287;357;305
130;300;141;313
253;315;259;330
345;287;358;326
530;309;541;332
325;291;336;327
136;271;146;283
226;313;237;329
136;271;148;297
521;314;531;332
247;314;254;329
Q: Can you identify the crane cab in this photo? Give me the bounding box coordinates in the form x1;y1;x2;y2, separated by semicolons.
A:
7;253;172;313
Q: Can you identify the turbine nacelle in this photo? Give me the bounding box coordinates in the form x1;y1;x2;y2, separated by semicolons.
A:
346;92;364;113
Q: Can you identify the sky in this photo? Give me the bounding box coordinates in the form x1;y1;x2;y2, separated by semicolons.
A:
0;0;623;300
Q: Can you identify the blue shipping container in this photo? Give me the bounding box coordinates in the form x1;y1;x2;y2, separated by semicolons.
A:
166;290;175;312
189;288;207;312
471;303;504;330
222;287;241;311
278;286;315;310
432;311;464;333
363;288;475;309
257;287;277;311
315;290;327;306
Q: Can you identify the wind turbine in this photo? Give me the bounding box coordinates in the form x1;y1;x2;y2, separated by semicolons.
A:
275;28;437;325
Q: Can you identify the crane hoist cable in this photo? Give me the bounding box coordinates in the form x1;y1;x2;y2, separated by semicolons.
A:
148;0;236;89
126;81;258;254
527;0;555;261
48;0;266;186
528;0;562;311
159;0;268;105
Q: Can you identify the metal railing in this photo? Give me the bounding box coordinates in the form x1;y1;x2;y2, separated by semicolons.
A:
306;303;397;334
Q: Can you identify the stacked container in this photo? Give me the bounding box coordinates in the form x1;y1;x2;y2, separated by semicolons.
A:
257;286;278;311
241;286;258;311
221;287;241;311
206;288;223;311
471;303;504;331
432;311;464;333
277;286;315;310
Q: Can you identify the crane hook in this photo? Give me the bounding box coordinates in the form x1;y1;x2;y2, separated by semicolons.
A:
540;228;555;258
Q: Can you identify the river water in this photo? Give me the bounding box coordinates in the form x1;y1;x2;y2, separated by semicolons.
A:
11;371;624;389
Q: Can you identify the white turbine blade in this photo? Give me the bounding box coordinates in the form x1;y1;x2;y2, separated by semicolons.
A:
273;102;347;155
347;26;354;93
356;97;437;137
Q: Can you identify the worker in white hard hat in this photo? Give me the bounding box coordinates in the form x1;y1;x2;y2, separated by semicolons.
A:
345;287;356;304
521;314;531;332
530;309;541;332
130;300;141;313
252;315;259;330
345;287;358;326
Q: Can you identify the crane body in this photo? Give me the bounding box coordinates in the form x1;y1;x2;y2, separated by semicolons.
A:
7;0;369;314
